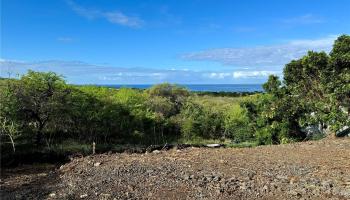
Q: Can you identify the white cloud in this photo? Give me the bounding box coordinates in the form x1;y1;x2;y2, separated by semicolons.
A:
66;0;143;28
103;12;142;27
182;35;338;67
232;71;281;78
281;14;325;25
203;71;281;79
205;72;231;79
288;36;335;47
0;59;276;84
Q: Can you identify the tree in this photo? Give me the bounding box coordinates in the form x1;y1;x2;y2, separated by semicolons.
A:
0;116;20;152
11;71;71;146
329;35;350;115
283;36;350;132
147;83;190;114
243;74;307;144
263;75;281;95
249;34;350;143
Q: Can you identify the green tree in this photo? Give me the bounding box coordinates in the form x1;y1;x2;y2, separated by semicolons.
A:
147;83;190;114
248;34;350;144
11;71;71;146
263;75;281;94
328;35;350;129
283;36;350;132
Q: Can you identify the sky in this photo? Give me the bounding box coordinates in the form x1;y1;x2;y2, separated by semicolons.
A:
1;0;349;84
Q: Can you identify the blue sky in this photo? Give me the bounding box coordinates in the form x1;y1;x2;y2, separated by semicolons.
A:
1;0;349;84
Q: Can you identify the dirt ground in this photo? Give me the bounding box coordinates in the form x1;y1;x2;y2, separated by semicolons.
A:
1;138;350;200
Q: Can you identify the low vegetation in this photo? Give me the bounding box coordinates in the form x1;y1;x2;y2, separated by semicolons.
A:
0;35;349;166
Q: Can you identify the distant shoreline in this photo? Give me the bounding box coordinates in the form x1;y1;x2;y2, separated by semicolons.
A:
89;84;264;92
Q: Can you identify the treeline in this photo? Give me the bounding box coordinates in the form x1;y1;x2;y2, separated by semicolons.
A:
0;35;349;158
193;91;260;97
0;75;256;154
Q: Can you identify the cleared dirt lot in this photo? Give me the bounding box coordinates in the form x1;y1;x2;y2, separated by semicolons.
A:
1;138;350;199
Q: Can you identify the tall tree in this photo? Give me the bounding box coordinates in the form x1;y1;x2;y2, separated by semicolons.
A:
12;71;71;145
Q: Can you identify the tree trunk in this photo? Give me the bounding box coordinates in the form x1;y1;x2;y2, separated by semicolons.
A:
8;134;15;153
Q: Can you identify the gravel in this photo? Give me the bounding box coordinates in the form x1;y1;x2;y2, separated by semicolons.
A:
1;138;350;199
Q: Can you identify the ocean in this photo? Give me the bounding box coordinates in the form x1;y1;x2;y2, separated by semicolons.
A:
101;84;263;92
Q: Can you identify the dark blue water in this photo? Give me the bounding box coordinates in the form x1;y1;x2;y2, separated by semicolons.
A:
101;84;263;92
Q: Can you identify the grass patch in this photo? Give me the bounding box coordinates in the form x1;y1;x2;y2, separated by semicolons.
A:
179;137;258;148
226;141;258;148
47;140;92;155
179;137;232;146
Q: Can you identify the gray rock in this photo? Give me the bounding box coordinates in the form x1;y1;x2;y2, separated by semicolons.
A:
183;174;190;180
262;185;269;193
206;144;223;148
152;150;161;154
213;176;221;182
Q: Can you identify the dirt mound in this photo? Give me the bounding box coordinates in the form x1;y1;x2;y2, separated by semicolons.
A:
1;138;350;199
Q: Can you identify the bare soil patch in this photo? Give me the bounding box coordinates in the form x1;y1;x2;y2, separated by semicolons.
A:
1;138;350;199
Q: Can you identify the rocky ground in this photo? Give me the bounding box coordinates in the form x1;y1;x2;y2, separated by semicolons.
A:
1;138;350;199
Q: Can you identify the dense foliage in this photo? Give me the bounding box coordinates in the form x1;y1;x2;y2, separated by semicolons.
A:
0;35;349;161
1;75;254;154
242;35;350;144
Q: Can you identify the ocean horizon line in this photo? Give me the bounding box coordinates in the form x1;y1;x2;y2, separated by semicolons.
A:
83;83;264;92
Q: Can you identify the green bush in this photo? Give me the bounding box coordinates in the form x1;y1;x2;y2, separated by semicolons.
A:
224;104;253;143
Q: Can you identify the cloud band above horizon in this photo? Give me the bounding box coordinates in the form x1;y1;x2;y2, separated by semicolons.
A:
182;35;337;67
0;59;281;84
